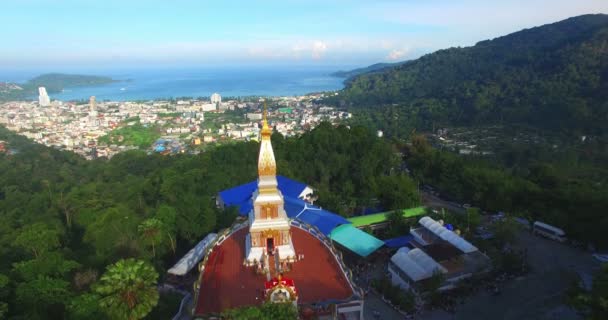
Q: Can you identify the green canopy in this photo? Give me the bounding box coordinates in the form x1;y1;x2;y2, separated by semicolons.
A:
347;206;427;228
329;224;384;257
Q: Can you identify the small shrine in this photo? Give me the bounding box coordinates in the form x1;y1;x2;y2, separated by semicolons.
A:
264;274;298;305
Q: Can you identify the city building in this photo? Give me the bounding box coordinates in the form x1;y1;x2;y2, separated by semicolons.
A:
192;105;364;319
38;87;50;106
210;92;221;104
89;96;98;119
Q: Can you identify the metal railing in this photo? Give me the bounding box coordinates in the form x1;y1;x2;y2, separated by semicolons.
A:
192;220;249;316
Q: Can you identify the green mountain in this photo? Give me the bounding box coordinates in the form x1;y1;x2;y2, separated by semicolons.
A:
26;73;116;93
331;61;410;80
0;73;116;101
340;14;608;135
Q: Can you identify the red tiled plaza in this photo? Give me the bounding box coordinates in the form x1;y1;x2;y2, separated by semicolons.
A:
194;226;355;315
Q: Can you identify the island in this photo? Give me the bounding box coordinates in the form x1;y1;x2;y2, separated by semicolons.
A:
0;73;117;101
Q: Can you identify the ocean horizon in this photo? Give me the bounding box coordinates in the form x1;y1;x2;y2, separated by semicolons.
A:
0;65;352;101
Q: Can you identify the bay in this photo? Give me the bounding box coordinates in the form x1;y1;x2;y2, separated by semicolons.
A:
1;65;348;101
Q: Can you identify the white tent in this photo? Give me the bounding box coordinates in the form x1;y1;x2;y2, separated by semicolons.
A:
390;247;447;282
408;248;447;274
390;248;429;281
168;233;218;276
418;216;478;253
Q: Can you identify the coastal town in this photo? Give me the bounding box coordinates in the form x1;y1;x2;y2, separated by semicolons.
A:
0;88;351;159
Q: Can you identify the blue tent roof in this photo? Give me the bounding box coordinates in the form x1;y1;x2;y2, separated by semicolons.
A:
218;180;257;215
284;197;349;235
218;176;310;215
218;177;348;235
384;235;415;248
276;176;309;198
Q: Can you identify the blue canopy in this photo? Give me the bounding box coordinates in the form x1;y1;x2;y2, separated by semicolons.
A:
218;180;257;215
217;176;311;216
329;224;385;257
384;235;415;248
276;176;309;198
218;177;349;235
284;196;350;235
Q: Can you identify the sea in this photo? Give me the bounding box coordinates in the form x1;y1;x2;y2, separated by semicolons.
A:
0;65;350;101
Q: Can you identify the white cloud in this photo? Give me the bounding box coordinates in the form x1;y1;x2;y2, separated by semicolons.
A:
311;41;328;59
387;48;409;61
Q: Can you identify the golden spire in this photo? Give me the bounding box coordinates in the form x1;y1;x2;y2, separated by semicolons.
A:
261;100;272;138
258;100;276;177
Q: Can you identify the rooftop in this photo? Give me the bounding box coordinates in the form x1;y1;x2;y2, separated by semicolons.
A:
347;206;427;228
329;224;384;257
194;225;355;316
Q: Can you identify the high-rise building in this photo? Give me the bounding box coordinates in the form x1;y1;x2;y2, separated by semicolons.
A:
89;96;98;120
89;96;96;112
210;92;221;104
38;87;50;107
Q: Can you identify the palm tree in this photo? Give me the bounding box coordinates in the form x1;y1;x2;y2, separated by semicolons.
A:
138;218;164;257
95;259;159;320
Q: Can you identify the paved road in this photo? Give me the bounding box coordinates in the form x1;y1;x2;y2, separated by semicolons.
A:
420;191;465;214
364;292;406;320
417;231;601;320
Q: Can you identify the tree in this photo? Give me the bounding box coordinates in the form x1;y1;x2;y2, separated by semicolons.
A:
0;274;8;319
15;276;72;318
222;303;298;320
84;206;141;258
95;259;159;320
138;219;164;257
377;174;420;211
13;252;80;281
492;216;520;244
570;265;608;319
13;222;61;258
155;205;178;255
465;207;482;233
67;293;107;320
386;210;411;238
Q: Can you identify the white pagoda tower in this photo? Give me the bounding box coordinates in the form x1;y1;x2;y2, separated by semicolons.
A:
245;103;295;265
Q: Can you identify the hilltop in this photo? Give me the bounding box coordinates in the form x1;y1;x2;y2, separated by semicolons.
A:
331;61;410;80
340;14;608;135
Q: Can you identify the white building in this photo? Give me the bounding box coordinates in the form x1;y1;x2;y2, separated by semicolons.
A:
247;113;263;120
201;103;217;112
89;96;98;119
38;87;50;107
211;93;222;104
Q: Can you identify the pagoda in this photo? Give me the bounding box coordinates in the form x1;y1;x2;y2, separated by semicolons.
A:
245;103;296;267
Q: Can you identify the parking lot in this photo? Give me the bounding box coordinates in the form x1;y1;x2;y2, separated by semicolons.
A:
418;230;601;320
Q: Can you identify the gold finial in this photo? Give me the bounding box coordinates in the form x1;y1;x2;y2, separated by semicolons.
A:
263;100;268;124
261;100;271;138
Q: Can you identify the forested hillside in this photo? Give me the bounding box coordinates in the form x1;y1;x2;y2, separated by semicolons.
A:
340;14;608;135
0;123;418;319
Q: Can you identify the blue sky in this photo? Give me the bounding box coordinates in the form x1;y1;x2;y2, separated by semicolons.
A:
2;0;607;68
